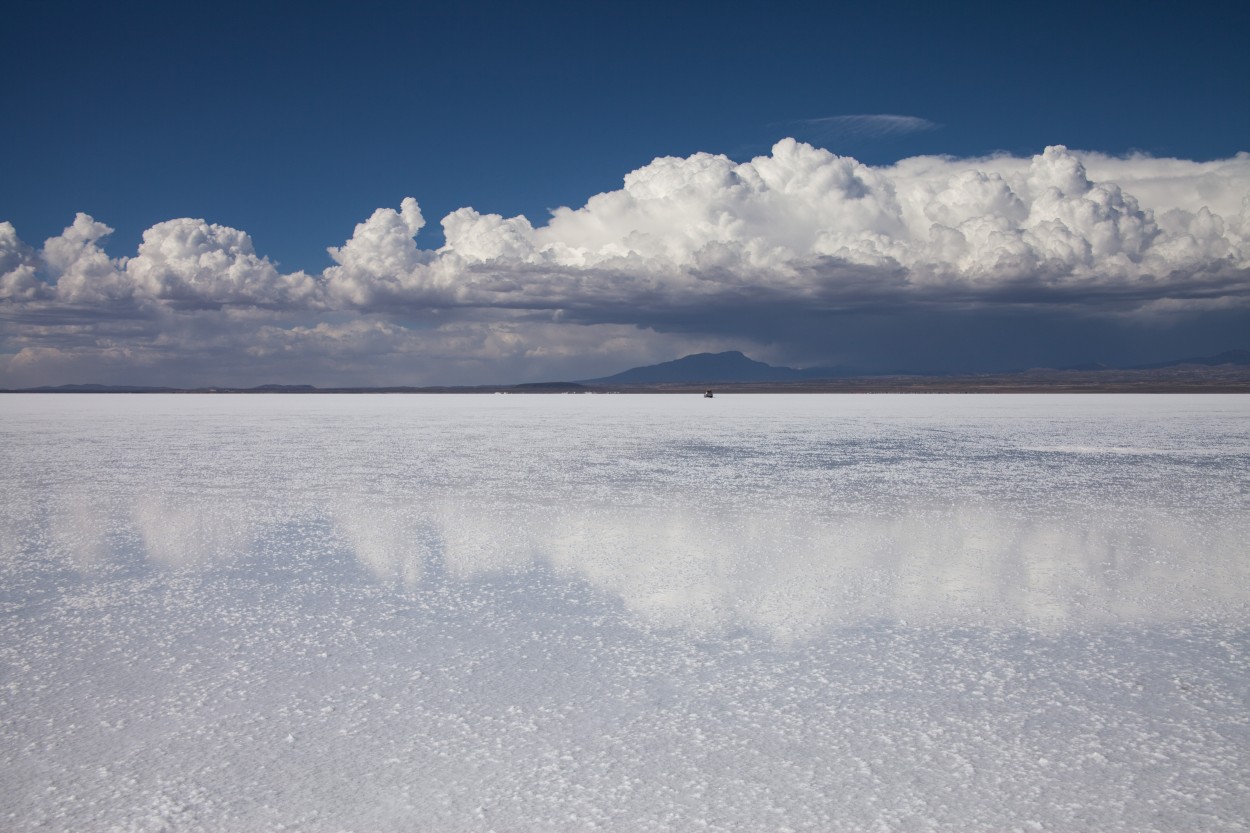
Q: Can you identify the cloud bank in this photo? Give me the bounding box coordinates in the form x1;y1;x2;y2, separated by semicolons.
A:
3;140;1249;385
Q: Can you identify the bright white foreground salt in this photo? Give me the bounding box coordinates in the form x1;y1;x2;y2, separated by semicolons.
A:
1;393;1247;832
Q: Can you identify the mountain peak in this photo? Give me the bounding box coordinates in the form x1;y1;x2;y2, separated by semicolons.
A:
583;351;811;384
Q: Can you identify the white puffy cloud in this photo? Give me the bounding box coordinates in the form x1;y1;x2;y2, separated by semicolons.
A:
2;213;319;308
41;213;130;303
441;207;537;262
125;218;319;306
315;140;1246;314
324;197;428;306
6;141;1248;315
0;221;45;301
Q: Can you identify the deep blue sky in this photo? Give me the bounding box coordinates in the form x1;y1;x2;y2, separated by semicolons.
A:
5;0;1248;272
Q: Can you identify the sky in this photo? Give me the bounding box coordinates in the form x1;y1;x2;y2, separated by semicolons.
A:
2;0;1249;387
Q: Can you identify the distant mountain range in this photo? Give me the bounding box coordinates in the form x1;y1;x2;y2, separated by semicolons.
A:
4;349;1248;393
1127;349;1250;370
9;383;326;393
584;348;1250;385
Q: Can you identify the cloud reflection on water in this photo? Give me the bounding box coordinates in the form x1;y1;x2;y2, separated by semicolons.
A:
132;496;256;569
330;500;432;587
420;502;1248;635
43;494;1243;638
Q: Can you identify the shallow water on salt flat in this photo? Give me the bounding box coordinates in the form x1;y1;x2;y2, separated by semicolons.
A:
1;393;1248;832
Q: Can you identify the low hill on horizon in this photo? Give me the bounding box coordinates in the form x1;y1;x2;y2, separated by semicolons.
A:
579;351;844;384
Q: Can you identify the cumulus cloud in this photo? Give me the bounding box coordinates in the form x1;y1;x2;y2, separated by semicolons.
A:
303;140;1249;322
0;221;44;301
43;213;129;303
2;140;1249;385
1;214;319;308
125;218;319;307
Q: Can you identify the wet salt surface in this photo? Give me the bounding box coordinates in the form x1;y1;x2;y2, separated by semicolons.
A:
1;393;1247;832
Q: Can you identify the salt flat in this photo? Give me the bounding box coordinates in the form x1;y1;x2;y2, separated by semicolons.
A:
1;393;1247;832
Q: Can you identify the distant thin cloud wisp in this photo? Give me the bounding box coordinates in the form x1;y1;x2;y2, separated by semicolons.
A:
790;114;941;140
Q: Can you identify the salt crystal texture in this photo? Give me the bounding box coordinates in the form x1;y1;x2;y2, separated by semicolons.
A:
1;393;1247;832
